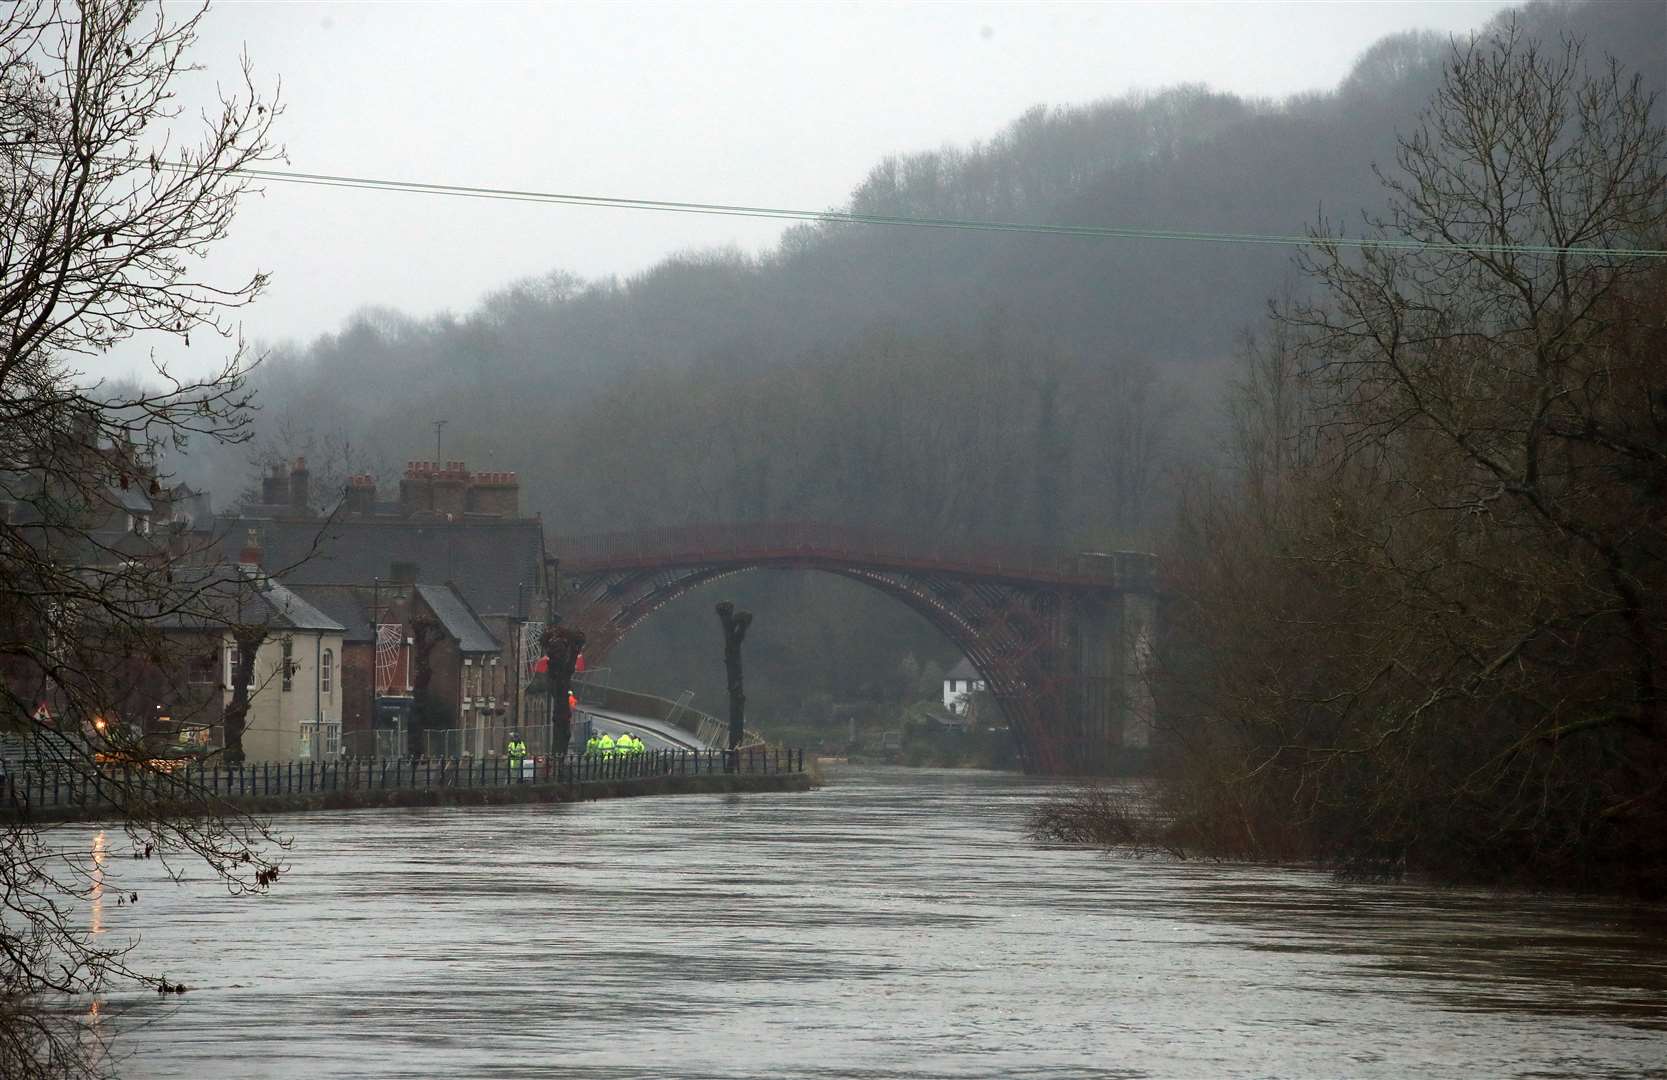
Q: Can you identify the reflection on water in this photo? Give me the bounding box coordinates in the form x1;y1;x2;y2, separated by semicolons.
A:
78;767;1667;1079
90;830;106;938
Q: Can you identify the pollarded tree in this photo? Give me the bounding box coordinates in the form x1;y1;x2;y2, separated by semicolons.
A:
0;2;286;1075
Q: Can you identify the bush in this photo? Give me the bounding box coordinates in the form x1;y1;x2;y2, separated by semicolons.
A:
1027;783;1171;851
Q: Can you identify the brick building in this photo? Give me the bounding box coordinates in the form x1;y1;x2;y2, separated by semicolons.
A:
286;583;413;758
408;584;510;757
218;459;554;756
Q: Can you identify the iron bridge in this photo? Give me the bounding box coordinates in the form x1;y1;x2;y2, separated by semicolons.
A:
553;522;1157;775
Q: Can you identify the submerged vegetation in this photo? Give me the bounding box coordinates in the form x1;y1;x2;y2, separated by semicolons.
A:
1027;784;1170;851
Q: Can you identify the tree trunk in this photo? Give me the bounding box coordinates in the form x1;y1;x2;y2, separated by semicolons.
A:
222;627;266;766
408;615;444;751
540;624;586;759
715;601;753;756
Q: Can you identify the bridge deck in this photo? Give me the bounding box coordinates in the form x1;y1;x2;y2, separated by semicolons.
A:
582;708;706;751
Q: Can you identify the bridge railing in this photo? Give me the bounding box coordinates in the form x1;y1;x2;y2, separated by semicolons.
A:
0;747;809;815
572;680;768;749
555;521;1156;588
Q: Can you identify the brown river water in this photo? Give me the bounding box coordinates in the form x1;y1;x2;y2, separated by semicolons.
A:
71;765;1667;1078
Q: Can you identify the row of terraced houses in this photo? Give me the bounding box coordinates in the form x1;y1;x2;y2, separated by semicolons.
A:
3;444;558;763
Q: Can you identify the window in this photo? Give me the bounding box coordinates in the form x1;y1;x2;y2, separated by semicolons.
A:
321;649;333;694
301;722;342;761
226;645;254;690
281;637;293;692
187;647;218;686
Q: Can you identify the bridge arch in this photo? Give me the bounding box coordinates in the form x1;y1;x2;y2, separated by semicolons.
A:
554;524;1157;775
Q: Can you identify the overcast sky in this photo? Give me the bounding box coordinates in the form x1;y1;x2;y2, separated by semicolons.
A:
111;0;1511;382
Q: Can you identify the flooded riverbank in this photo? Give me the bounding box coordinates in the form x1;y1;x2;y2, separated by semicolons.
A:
81;766;1667;1078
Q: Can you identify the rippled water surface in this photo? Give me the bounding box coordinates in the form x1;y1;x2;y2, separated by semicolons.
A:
77;766;1667;1078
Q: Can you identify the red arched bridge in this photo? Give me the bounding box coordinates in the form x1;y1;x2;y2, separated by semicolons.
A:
552;523;1157;775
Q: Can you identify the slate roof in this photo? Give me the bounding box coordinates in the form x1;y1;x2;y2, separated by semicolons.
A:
124;564;345;633
106;484;154;514
415;583;500;653
946;658;981;682
260;580;344;631
283;584;379;643
211;516;546;616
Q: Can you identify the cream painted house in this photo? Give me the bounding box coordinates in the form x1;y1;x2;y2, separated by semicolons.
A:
220;580;345;761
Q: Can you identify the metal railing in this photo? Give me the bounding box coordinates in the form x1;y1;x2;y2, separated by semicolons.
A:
0;746;807;814
572;681;767;750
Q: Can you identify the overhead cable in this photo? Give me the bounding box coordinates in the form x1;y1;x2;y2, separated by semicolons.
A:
197;163;1667;260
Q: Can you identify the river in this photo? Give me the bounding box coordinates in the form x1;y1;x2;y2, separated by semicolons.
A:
78;765;1667;1078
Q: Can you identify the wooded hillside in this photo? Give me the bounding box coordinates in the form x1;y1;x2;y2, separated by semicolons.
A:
203;0;1666;730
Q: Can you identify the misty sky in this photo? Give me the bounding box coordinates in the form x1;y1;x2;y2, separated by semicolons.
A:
111;0;1511;383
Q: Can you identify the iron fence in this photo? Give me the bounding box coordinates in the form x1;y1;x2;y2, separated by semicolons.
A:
0;746;807;814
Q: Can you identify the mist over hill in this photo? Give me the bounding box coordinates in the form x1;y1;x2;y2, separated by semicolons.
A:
199;0;1666;728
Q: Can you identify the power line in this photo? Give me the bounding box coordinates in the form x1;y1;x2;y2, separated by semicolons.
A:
212;163;1667;260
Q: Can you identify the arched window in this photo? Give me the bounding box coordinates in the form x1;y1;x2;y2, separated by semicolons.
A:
321;648;334;694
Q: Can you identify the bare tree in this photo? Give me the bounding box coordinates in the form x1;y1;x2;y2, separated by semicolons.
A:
236;412;389;515
0;2;284;1074
1160;22;1667;892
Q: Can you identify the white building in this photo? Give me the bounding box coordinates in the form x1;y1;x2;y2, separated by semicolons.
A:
942;658;986;715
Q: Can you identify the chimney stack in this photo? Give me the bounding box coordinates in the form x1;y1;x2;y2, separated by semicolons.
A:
466;470;521;517
399;460;433;517
238;527;263;567
344;473;377;515
260;462;286;505
289;456;310;516
432;460;469;516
